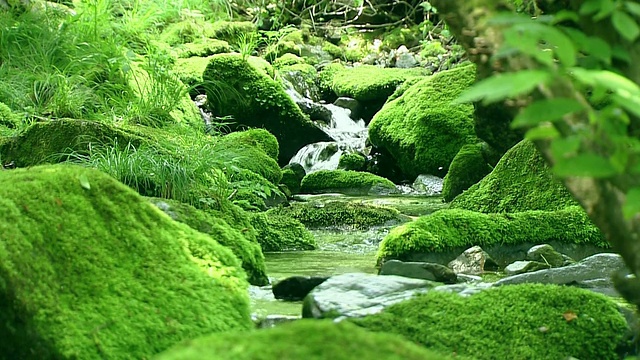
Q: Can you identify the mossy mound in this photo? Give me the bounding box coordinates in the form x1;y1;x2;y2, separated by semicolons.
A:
318;63;429;103
377;207;606;263
249;212;317;251
338;153;366;171
450;140;577;212
203;54;330;164
273;53;306;68
175;39;231;58
220;128;279;162
216;130;282;185
154;319;458;360
0;119;142;167
0;165;252;359
268;201;404;230
300;170;396;195
368;64;477;179
149;198;269;286
280;168;301;194
442;143;493;202
352;284;629;360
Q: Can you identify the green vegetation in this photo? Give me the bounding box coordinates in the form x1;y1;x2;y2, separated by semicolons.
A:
352;284;629;360
273;53;306;68
280;168;301;194
149;198;269;286
300;170;397;195
338;153;366;171
0;165;251;359
450;140;577;212
203;54;329;164
442;143;492;202
368;64;477;179
154;320;460;360
377;206;606;262
268;201;404;230
219;128;280;162
249;211;317;251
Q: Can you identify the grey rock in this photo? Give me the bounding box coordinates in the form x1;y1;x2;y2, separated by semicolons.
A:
433;282;494;297
504;260;551;276
395;52;419;68
412;174;443;195
368;183;401;196
254;315;300;329
526;244;569;267
273;276;329;301
448;246;499;275
296;99;333;123
380;260;457;284
302;273;435;319
457;274;483;283
333;97;361;120
495;253;627;287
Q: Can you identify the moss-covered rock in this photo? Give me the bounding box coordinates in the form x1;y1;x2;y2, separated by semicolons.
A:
175;39;231;58
352;284;629;360
368;64;477;179
338;152;366;171
273;53;306;68
161;20;256;46
300;170;396;195
0;102;20;129
216;130;282;185
442;143;493;202
0;119;143;167
450;140;577;212
209;21;257;43
219;128;279;162
268;201;404;230
150;198;269;286
376;206;606;263
280;168;301;194
0;165;252;359
154;319;459;360
249;211;316;251
276;63;319;100
203;54;331;164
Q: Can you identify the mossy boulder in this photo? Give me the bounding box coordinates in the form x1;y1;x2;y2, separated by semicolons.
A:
0;165;252;359
216;129;282;185
276;63;319;101
154;319;459;360
352;284;629;360
273;53;306;68
219;128;279;162
203;54;331;164
376;207;606;264
338;152;366;171
450;140;577;212
249;211;316;251
300;170;397;195
368;64;477;179
441;143;493;202
175;39;231;58
280;168;301;194
0;119;142;167
268;201;405;230
150;198;269;286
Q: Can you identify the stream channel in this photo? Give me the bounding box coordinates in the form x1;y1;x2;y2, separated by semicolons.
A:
250;194;446;317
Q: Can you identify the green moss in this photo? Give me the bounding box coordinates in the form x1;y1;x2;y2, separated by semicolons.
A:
0;102;20;129
442;143;493;202
319;63;430;102
420;41;448;58
175;39;231;58
228;168;284;212
216;130;282;185
321;42;343;59
160;19;216;46
0;119;143;167
352;284;629;360
203;54;329;164
380;26;421;51
273;53;306;68
450;140;577;212
154;319;460;360
377;206;606;262
300;170;396;195
220;128;279;162
280;168;301;194
209;21;257;43
249;212;316;251
149;198;269;286
368;64;477;179
0;165;252;359
268;201;403;230
338;153;366;171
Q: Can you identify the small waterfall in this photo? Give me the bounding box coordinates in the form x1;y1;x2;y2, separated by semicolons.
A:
285;85;368;174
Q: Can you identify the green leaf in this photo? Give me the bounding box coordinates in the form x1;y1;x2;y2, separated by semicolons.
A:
513;23;577;66
512;98;584;128
552;10;580;24
612;10;640;42
624;1;640;18
551;137;581;159
454;70;551;105
571;68;640;94
580;0;604;15
79;174;91;190
554;154;618;178
525;126;560;140
623;187;640;218
612;45;632;63
593;0;617;21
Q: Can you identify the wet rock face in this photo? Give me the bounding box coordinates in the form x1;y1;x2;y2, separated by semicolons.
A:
272;276;329;301
448;246;499;275
379;260;457;284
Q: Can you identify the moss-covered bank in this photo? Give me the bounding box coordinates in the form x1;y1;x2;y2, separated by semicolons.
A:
300;170;397;195
154;319;460;360
353;284;629;360
0;165;251;359
451;140;577;212
368;64;477;179
249;211;317;251
377;207;606;263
